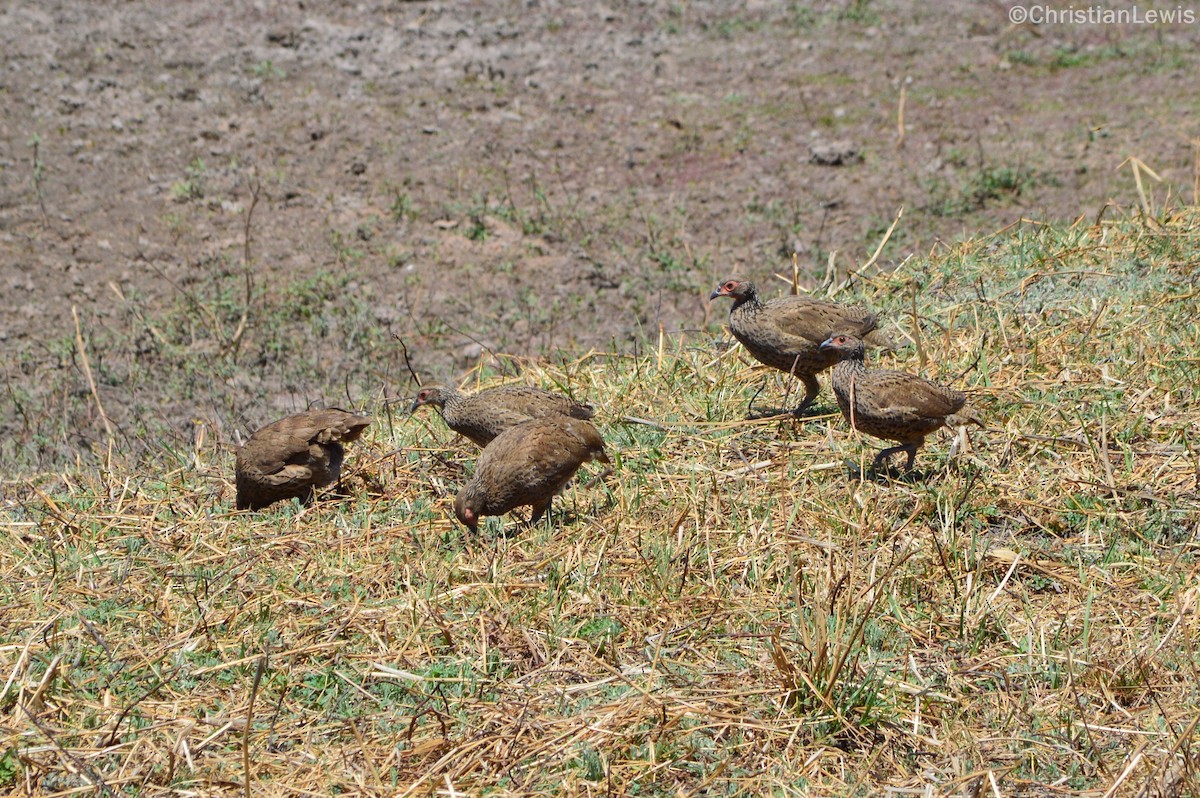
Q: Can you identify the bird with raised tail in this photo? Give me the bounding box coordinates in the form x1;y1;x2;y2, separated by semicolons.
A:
819;331;979;473
454;416;609;535
411;383;594;447
709;278;893;417
235;409;371;510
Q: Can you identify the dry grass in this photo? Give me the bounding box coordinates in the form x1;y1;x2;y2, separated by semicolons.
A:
3;210;1200;796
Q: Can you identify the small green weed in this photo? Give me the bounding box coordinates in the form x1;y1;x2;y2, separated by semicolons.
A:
170;157;208;202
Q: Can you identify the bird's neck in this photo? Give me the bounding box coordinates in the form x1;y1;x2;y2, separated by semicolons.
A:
730;290;761;313
833;352;867;379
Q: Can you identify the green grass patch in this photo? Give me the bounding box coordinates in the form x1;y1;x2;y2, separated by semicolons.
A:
2;213;1200;794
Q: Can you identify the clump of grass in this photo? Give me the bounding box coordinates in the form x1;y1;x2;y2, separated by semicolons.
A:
2;211;1200;794
0;261;402;472
170;157;208;202
925;164;1043;217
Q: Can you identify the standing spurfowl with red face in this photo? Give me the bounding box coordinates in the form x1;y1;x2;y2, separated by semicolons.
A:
709;279;893;417
411;383;595;447
235;408;371;510
454;416;609;535
819;331;977;473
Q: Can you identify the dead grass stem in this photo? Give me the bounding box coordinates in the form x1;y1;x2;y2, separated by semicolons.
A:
3;213;1200;795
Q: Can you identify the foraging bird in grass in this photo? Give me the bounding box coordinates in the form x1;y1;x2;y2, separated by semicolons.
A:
709;278;894;417
235;409;371;510
411;383;595;447
454;416;609;535
819;331;978;473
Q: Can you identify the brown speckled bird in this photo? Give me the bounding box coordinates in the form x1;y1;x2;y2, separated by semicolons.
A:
819;332;976;472
235;409;371;510
411;383;595;447
454;416;610;534
709;278;893;417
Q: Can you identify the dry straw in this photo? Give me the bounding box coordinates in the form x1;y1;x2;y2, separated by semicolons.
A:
3;211;1200;796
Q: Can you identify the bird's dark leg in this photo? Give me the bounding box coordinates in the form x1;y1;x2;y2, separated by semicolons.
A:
529;498;553;527
862;443;921;480
903;444;919;472
872;445;909;473
789;374;822;418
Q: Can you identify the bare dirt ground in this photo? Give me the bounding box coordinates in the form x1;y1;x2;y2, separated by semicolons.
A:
2;0;1198;468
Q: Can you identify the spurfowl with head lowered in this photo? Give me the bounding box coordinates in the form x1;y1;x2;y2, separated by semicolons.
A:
819;331;978;472
235;409;371;510
411;383;594;447
454;416;609;534
709;278;893;417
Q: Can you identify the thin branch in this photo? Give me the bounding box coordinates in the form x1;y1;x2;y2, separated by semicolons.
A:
226;174;261;357
243;648;269;798
73;305;115;463
392;334;424;388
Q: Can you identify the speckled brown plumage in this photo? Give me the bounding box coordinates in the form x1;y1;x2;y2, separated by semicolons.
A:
709;278;894;416
454;416;610;534
820;332;974;472
235;409;371;510
411;383;595;447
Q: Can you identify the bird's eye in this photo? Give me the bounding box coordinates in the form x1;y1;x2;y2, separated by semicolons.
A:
725;281;736;290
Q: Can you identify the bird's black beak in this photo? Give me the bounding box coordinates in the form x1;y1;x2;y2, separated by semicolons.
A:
408;398;421;414
818;337;835;351
708;288;723;301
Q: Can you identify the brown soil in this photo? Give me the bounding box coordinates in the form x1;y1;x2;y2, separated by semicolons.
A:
2;0;1197;465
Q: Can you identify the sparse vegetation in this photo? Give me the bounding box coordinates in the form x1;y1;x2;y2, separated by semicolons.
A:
837;0;880;26
3;212;1199;794
389;189;420;223
251;59;286;80
5;0;1200;793
26;133;48;228
925;163;1043;217
170;158;208;203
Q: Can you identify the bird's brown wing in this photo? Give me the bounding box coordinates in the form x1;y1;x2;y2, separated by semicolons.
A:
238;424;315;476
451;393;539;444
235;455;322;509
863;327;897;351
306;408;371;444
250;461;319;488
239;409;370;475
762;296;877;346
235;410;368;509
474;421;579;484
472;419;601;512
486;386;595;420
859;370;966;421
